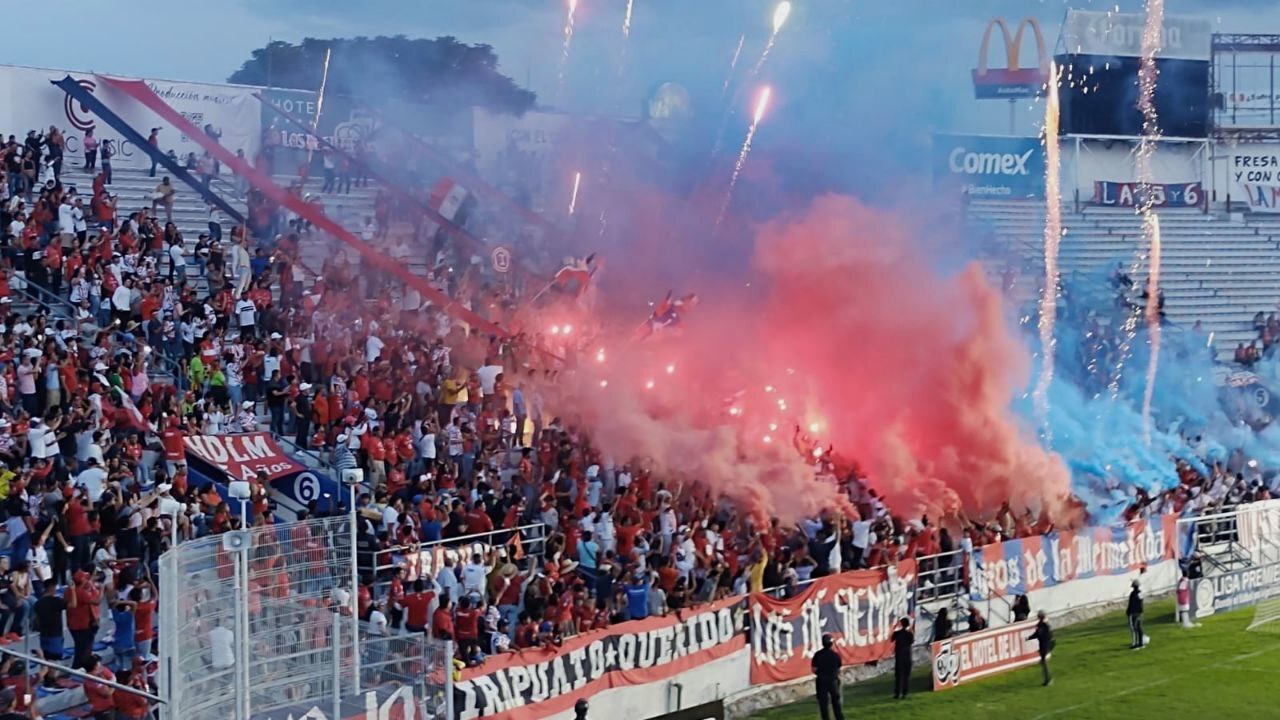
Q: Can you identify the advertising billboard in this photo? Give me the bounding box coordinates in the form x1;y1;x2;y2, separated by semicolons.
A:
932;133;1045;199
972;18;1049;99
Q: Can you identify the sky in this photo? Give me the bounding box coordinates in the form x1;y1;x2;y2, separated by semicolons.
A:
7;0;1280;195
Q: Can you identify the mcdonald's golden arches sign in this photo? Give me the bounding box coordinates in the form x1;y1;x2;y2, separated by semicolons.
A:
972;17;1050;99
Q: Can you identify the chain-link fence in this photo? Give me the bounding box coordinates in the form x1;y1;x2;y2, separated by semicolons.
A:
159;515;453;720
159;516;362;720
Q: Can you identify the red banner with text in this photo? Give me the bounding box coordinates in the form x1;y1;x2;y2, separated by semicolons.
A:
748;561;917;684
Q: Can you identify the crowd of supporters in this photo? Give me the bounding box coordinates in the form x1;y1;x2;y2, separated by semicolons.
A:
0;117;1273;720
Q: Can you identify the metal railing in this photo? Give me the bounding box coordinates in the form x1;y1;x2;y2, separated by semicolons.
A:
10;274;185;381
915;548;967;602
370;522;548;599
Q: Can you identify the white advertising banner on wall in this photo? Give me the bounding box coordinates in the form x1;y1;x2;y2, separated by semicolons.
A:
0;64;261;171
1062;10;1211;61
1228;147;1280;213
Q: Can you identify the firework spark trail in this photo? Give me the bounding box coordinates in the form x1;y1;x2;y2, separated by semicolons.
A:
749;1;792;78
569;171;582;215
715;86;771;231
1141;213;1163;446
1112;0;1166;411
623;0;634;39
709;35;749;160
1138;0;1165;447
558;0;579;93
721;34;746;101
1033;62;1062;438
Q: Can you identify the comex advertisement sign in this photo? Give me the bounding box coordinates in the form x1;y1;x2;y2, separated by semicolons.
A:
1229;148;1280;214
1190;563;1280;619
932;134;1045;199
455;598;743;720
748;561;916;683
931;619;1042;691
968;516;1177;601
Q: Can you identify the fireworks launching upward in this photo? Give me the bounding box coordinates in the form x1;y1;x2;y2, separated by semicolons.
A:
568;171;583;215
715;85;773;231
1138;0;1165;446
751;1;793;77
558;0;579;91
1141;213;1163;447
623;0;635;39
721;34;746;100
1033;62;1062;438
753;85;772;124
772;1;792;32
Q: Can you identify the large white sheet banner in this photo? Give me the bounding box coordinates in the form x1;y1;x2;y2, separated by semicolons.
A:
1228;146;1280;214
0;64;260;171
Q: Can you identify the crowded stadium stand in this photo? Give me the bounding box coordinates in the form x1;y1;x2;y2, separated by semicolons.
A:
0;6;1279;720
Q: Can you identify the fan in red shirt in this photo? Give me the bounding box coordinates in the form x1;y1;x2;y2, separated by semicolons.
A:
402;579;435;634
466;501;494;535
431;596;455;640
112;668;151;719
454;596;481;655
83;656;117;714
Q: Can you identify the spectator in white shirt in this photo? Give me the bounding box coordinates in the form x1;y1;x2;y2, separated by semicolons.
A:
435;556;460;604
111;276;134;325
461;552;492;601
76;457;109;504
234;292;257;338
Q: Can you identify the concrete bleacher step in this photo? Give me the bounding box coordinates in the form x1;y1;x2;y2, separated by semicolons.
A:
968;198;1280;357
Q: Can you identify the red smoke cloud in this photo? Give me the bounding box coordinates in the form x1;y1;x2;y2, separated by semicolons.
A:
557;195;1068;523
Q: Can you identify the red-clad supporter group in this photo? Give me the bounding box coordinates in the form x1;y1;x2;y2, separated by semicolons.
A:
0;116;1269;720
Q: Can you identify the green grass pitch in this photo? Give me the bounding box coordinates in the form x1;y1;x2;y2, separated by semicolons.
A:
749;598;1279;720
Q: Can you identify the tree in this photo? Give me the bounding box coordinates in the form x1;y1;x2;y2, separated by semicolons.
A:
228;35;536;116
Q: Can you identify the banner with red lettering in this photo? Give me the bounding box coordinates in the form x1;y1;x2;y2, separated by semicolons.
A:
967;515;1179;601
454;598;744;720
748;561;916;683
931;619;1041;691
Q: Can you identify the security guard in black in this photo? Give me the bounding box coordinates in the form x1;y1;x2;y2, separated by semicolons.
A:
811;634;846;720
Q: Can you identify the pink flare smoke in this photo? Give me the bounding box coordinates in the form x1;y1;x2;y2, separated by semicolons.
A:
559;196;1069;523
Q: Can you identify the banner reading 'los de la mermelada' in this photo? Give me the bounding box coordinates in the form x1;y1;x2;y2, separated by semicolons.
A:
967;515;1179;601
749;560;916;683
454;597;744;720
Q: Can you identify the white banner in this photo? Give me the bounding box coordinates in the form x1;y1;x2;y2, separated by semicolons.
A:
1228;147;1280;213
0;64;261;172
1062;10;1211;61
472;107;572;181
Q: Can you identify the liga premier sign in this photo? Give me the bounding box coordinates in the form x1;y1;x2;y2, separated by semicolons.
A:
748;561;916;683
972;18;1049;99
455;598;744;719
1190;563;1280;619
931;620;1042;691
